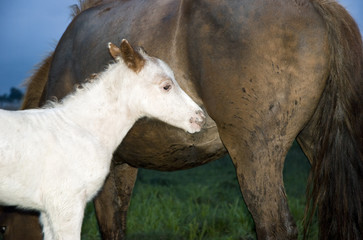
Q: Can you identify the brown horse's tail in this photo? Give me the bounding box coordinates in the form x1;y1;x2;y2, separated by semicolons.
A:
305;1;363;239
21;53;53;109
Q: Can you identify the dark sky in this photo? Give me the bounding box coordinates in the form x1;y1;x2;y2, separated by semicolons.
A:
0;0;362;95
0;0;74;95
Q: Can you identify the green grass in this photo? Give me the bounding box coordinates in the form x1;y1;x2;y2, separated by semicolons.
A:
81;141;317;239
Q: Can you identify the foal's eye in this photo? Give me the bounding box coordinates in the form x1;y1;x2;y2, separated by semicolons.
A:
163;84;172;91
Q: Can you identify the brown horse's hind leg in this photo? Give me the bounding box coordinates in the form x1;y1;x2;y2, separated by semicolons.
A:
93;162;138;240
218;125;298;239
0;207;42;240
296;128;314;164
206;76;325;239
199;43;327;238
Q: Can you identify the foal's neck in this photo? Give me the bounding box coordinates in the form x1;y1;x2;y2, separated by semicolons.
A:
60;63;138;152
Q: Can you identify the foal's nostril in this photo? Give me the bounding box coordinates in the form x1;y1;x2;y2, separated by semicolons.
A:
195;110;206;126
189;110;206;129
196;110;204;115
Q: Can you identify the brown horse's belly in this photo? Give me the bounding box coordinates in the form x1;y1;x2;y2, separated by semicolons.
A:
114;116;226;171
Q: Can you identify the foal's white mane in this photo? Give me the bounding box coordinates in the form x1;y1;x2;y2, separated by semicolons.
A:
50;55;144;151
43;59;129;109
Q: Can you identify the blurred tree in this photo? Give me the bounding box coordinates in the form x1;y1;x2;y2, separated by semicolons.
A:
8;87;24;102
0;88;24;103
0;94;7;102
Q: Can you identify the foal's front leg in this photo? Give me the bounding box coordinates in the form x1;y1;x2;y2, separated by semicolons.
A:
43;196;86;240
40;212;54;240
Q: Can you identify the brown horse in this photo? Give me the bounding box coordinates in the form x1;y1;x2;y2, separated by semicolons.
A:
1;0;362;239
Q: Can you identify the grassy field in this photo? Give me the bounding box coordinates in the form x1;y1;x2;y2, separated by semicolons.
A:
81;141;318;240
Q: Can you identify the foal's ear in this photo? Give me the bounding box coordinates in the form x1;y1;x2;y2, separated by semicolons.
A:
108;42;122;60
120;39;146;73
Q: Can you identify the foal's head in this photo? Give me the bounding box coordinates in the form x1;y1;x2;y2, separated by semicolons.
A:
109;39;205;133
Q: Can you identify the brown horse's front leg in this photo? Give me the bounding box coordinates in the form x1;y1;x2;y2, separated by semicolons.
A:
218;128;298;240
93;162;138;240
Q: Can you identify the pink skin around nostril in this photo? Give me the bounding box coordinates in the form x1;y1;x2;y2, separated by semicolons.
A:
189;110;206;128
196;110;206;125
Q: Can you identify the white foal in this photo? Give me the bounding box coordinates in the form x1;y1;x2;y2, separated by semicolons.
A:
0;39;205;240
